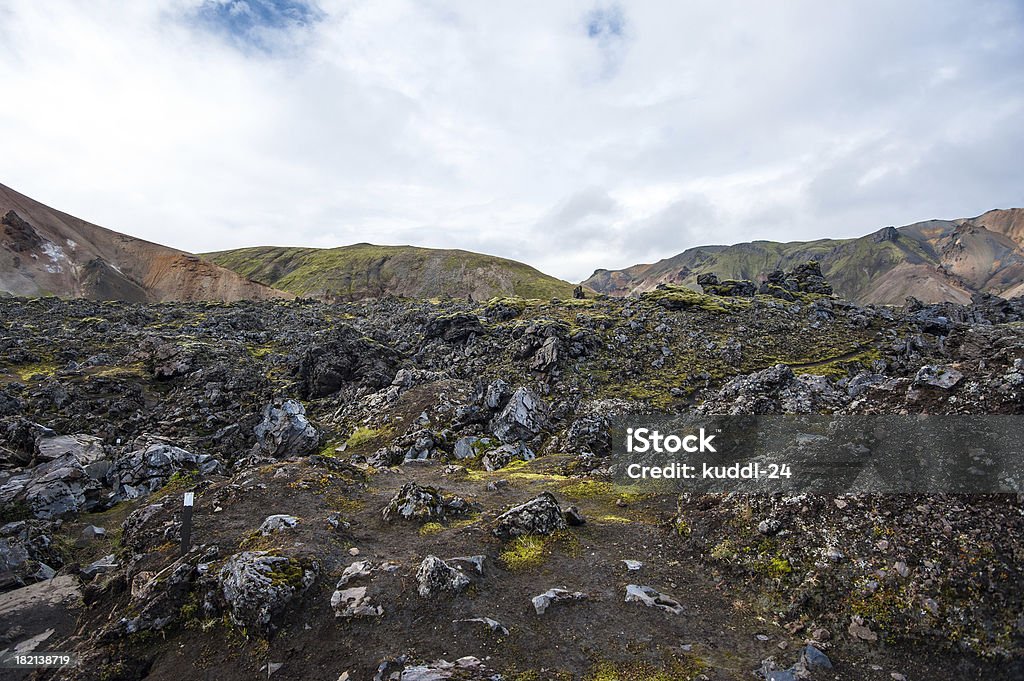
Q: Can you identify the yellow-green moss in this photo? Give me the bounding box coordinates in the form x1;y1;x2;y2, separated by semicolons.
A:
499;535;548;571
345;425;392;449
586;656;708;681
419;522;444;537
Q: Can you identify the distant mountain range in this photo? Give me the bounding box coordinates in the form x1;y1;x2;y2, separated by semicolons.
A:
203;244;578;302
2;182;1022;305
584;209;1024;304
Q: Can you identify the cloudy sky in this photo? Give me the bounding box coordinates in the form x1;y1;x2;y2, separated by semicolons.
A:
1;0;1023;282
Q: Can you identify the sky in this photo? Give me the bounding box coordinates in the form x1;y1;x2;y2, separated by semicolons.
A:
1;0;1023;282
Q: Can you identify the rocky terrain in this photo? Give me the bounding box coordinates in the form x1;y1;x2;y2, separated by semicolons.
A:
585;208;1024;305
1;265;1023;680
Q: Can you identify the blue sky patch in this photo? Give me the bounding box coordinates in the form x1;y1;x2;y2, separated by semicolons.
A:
194;0;324;51
585;5;625;41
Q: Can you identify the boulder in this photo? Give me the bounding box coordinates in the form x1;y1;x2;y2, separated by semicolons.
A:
0;453;105;519
416;555;470;598
697;364;844;415
382;483;447;523
219;551;318;635
296;326;400;399
481;442;534;472
259;515;298;536
492;492;566;540
491;387;549;444
914;364;963;390
108;443;222;500
424;313;485;343
253;399;320;458
452;436;492;461
529;336;560;372
483;379;511;410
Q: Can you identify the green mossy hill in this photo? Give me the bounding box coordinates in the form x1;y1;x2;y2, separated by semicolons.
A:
204;244;580;302
584;209;1024;305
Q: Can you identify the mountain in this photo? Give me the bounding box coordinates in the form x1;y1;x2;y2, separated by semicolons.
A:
584;209;1024;304
205;244;580;302
0;183;290;303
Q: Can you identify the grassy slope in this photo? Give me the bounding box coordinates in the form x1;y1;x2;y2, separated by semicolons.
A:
204;243;579;301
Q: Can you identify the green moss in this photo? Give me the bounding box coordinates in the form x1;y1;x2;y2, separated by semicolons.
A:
499;535;549;571
586;656;708;681
345;425;392;449
11;361;57;381
267;556;309;590
419;522;444;537
710;540;737;561
763;556;792;578
639;285;751;313
560;480;650;504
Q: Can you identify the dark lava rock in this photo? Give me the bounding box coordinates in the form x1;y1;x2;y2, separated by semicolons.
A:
296;326;400;398
492;492;566;540
253;399;320;458
424;312;485;343
491;387;550;444
218;551;318;635
108;442;222;500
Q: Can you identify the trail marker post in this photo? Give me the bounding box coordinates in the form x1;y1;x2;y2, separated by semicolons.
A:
180;491;194;556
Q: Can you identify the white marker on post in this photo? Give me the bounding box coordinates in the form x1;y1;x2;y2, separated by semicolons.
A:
180;492;195;555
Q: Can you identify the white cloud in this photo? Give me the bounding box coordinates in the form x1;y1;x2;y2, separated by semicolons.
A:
0;0;1022;282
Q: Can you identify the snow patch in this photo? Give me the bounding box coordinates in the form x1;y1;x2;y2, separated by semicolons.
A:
40;241;66;274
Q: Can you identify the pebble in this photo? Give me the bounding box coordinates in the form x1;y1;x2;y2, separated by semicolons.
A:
349;547;360;556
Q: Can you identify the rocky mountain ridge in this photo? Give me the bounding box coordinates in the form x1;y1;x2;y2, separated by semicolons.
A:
584;208;1024;305
0;184;289;303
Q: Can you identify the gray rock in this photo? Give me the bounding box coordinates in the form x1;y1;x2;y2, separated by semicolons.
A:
447;555;486;575
766;672;796;681
564;506;586;526
382;483;446;523
331;586;383;619
259;515;298;536
253;399;320;458
0;453;105;519
529;336;560;372
531;587;587;615
492;492;566;540
82;554;118;578
491;387;549;443
331;560;387;618
416;555;470;598
35;434;106;471
108;443;222;500
452;436;491;461
398;656;489;681
481;442;534;472
801;644;833;670
219;551;318;634
80;525;106;541
624;584;684;615
914;365;963;390
484;379;511;410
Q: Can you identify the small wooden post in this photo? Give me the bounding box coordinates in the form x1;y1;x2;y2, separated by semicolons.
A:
180;491;194;556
